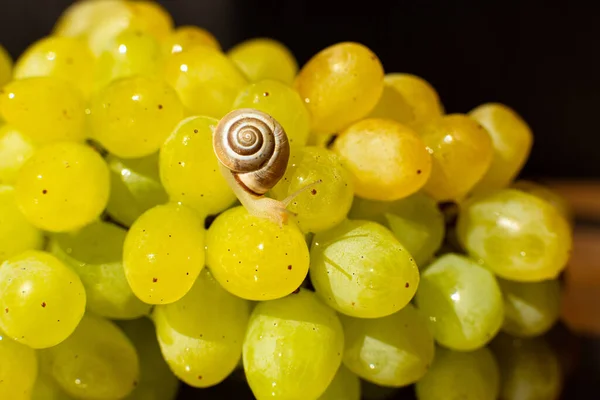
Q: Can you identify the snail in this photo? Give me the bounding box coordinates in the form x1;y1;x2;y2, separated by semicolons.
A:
213;108;320;226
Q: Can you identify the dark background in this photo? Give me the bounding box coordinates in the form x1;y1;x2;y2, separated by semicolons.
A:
1;0;599;399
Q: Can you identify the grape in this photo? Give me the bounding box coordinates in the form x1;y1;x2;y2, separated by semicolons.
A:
227;38;298;85
118;317;180;400
0;125;35;186
123;203;205;304
419;114;493;202
163;25;221;55
31;372;72;400
333;118;431;201
384;73;444;128
106;153;168;227
456;189;572;281
348;193;444;266
50;221;151;320
164;46;248;118
318;366;361;400
53;0;130;38
39;313;139;400
232;79;310;147
0;185;43;262
415;346;500;400
0;44;11;87
0;334;38;400
294;42;384;135
490;333;562;400
0;77;86;145
512;179;573;224
469;103;533;193
415;253;504;351
16;141;110;232
0;250;86;348
243;289;344;400
89;76;184;159
270;146;354;233
13;36;95;97
498;278;561;337
206;206;310;301
340;304;435;387
154;269;250;388
310;219;419;318
159;115;236;216
368;80;415;125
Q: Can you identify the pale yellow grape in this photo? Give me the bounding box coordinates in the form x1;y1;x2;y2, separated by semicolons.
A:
206;206;310;301
31;372;73;400
50;221;151;319
368;80;415;125
0;250;86;349
415;253;504;351
294;42;384;134
232;79;310;147
163;25;221;54
0;124;36;185
318;366;361;400
16;141;110;232
0;77;86;145
415;346;500;400
310;219;419;318
348;193;444;266
341;304;435;387
13;36;95;97
384;73;444;128
0;185;43;262
89;75;184;158
0;44;11;87
243;289;344;400
228;38;298;85
469;103;533;192
154;269;250;388
512;179;573;224
163;46;248;118
456;189;572;281
39;313;139;400
270;146;354;233
123;203;205;304
0;334;38;400
106;153;168;227
53;0;130;38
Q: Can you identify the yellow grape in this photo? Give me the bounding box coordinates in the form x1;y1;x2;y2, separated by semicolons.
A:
419;113;493;202
163;25;221;55
294;42;384;135
0;44;11;87
31;372;73;400
0;334;38;400
0;77;86;145
163;46;248;118
318;366;361;400
228;38;298;85
368;80;415;125
206;206;310;301
384;73;444;128
16;142;110;232
0;185;43;262
333;118;431;201
0;125;35;185
0;250;86;349
53;0;130;38
512;179;573;224
123;203;205;304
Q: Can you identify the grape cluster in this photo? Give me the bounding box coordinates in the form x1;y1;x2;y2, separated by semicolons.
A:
0;1;572;400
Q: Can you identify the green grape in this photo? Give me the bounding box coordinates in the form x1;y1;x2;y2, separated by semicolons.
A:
228;38;298;86
415;253;504;351
415;346;500;400
50;221;151;320
159;116;235;216
13;36;95;98
0;124;36;185
294;42;384;135
368;80;415;125
0;334;38;400
232;79;310;147
0;250;86;349
89;75;184;159
270;146;354;233
154;269;250;388
490;333;562;400
163;46;248;118
163;26;221;55
118;317;180;400
123;203;205;304
512;179;573;224
0;185;43;262
318;366;361;400
456;189;572;282
31;372;73;400
384;73;444;128
106;153;168;227
310;219;419;318
206;206;310;301
498;278;561;337
39;313;139;400
15;141;110;232
360;380;399;400
0;44;11;87
341;303;435;387
243;289;344;400
0;77;86;145
348;193;444;267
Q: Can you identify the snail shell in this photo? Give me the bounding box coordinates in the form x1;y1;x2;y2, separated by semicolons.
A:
213;108;290;196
